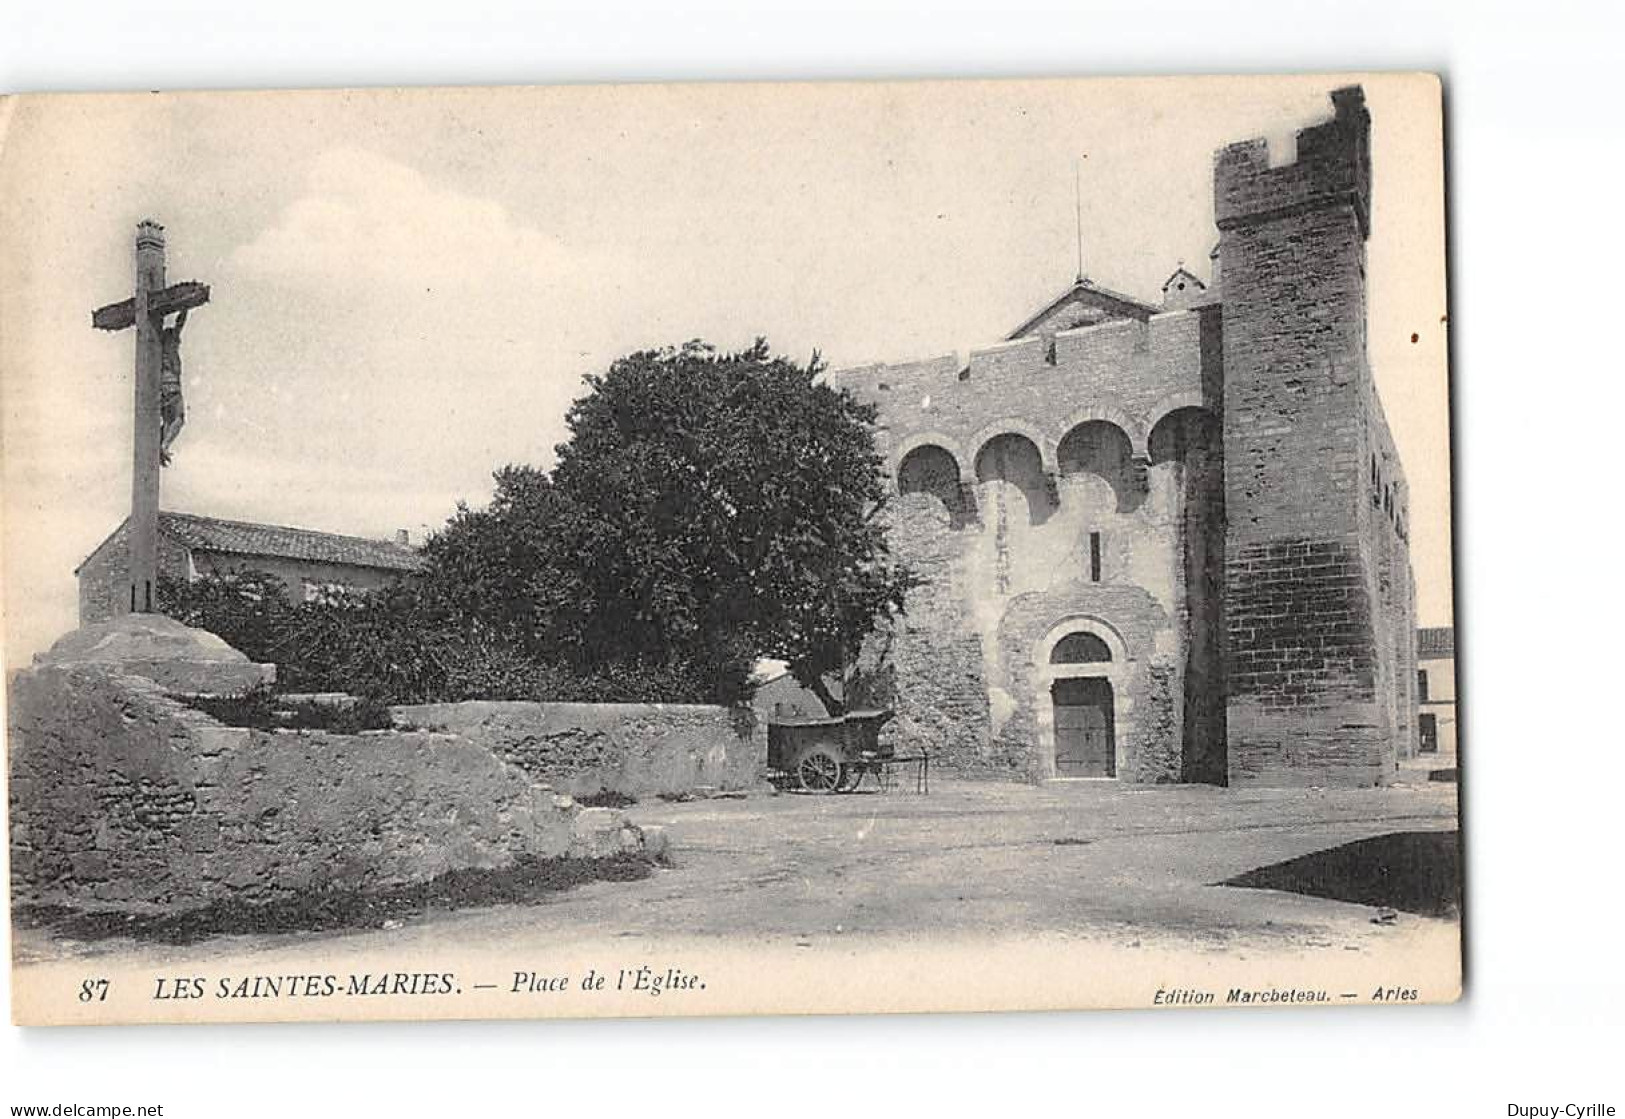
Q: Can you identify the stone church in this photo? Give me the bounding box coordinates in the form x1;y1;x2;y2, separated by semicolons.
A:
833;86;1417;788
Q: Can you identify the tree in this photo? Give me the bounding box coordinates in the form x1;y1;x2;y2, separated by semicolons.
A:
164;340;914;710
428;339;917;710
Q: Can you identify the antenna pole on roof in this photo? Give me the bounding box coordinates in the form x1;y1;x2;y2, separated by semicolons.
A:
1074;154;1086;283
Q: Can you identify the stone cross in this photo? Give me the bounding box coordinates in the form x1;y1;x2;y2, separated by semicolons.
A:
92;221;210;614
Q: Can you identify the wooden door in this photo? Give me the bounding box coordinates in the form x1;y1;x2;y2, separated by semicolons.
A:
1052;677;1115;777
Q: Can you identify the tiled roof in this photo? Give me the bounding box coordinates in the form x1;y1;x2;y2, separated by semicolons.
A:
1004;276;1162;340
78;512;425;574
161;512;425;571
1417;626;1454;659
1162;266;1206;291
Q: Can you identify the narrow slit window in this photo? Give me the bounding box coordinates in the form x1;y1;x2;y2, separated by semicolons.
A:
1089;531;1102;582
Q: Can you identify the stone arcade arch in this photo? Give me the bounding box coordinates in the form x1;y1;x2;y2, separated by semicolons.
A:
892;432;972;482
968;419;1054;472
973;431;1053;526
1033;617;1129;779
1057;419;1141;512
1146;392;1209;439
1146;402;1228;785
1148;404;1219;465
1057;402;1145;456
896;443;971;528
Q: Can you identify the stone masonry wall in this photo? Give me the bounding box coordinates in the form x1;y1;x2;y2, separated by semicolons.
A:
993;583;1181;783
389;701;764;798
833;304;1217;477
8;664;586;909
863;442;1203;780
1365;383;1419;764
78;531;193;624
865;499;993;772
1217;86;1402;787
834;295;1223;782
1158;409;1228;784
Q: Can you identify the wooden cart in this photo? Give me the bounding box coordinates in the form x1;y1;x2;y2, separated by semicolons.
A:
766;709;928;794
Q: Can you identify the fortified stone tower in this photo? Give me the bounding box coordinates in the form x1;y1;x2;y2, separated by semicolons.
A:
1216;86;1416;785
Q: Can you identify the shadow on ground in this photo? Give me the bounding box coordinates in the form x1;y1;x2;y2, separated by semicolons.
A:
1221;831;1460;918
14;854;655;947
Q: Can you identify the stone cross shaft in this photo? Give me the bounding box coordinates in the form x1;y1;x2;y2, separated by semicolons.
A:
91;220;210;614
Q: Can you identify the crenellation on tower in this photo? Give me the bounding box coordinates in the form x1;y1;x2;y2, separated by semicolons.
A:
1216;85;1371;237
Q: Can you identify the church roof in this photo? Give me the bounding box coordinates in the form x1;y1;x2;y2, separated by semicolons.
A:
1162;266;1206;292
1004;276;1161;341
1417;626;1454;659
76;512;426;576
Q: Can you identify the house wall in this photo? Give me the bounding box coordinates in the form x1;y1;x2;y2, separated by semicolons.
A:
191;553;408;601
77;522;412;623
77;529;193;623
1418;654;1458;761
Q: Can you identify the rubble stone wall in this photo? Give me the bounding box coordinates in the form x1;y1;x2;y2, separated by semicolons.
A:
830;307;1223;782
390;700;765;797
8;664;588;909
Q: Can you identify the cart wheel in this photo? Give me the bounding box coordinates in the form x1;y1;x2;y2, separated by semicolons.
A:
796;747;844;794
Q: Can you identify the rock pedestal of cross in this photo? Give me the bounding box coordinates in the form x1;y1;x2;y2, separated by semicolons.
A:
92;221;210;614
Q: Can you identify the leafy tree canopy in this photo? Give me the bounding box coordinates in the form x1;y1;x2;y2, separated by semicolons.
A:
426;339;917;709
165;340;914;710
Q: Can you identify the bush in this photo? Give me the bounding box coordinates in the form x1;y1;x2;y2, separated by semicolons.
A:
177;684;395;733
159;570;297;668
159;569;725;707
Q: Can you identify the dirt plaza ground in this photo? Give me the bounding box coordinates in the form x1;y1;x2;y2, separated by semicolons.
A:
611;777;1461;951
15;776;1460;966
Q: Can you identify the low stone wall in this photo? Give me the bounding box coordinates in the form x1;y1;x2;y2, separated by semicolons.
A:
8;663;638;909
391;700;765;798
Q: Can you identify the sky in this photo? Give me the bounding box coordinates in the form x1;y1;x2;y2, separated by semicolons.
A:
0;74;1449;665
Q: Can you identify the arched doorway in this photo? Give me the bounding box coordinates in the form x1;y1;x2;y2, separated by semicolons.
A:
1047;629;1117;777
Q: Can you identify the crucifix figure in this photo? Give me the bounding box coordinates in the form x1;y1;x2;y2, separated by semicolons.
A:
159;307;188;464
92;220;210;615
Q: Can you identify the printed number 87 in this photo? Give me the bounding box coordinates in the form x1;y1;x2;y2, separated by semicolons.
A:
79;978;109;1003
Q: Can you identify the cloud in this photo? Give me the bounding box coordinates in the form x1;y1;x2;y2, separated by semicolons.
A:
230;147;608;295
174;148;637;571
